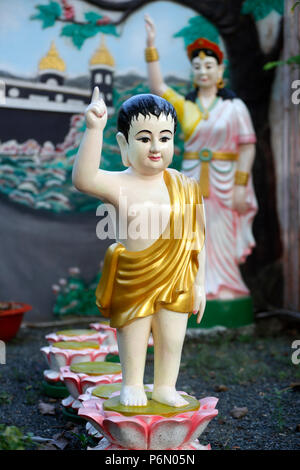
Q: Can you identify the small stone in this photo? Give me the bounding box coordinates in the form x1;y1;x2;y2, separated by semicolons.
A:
215;384;229;392
230;406;248;419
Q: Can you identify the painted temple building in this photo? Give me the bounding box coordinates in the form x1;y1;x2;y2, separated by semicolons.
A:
0;38;115;145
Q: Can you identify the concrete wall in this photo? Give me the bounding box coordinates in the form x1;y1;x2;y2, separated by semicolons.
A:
0;194;111;322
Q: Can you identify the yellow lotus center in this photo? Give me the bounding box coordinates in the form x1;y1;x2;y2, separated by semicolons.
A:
56;329;96;336
92;383;122;398
70;361;121;376
103;392;200;416
54;341;99;350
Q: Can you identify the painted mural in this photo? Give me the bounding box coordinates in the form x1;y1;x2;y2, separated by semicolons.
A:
0;0;285;318
0;0;204;213
0;0;284;213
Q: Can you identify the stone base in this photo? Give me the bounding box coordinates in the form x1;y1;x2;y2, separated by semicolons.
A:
88;437;211;450
188;296;254;329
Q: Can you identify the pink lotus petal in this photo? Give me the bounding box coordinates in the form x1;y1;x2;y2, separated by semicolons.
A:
45;332;108;345
103;415;148;450
78;409;112;442
149;417;191;450
43;370;60;382
61;372;82;398
62;395;74;408
79;397;105;409
49;350;68;369
199;396;219;410
185;409;218;444
69;353;93;364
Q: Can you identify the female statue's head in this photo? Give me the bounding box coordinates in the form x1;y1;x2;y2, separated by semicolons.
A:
187;38;225;91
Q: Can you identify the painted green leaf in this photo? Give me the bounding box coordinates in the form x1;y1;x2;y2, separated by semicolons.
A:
98;24;119;37
84;11;102;24
174;15;219;48
242;0;284;21
291;1;300;12
31;2;62;28
61;21;119;49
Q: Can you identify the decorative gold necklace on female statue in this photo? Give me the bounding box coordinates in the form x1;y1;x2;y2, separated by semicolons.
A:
196;96;219;120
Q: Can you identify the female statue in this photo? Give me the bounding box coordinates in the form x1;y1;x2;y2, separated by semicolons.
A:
144;15;258;302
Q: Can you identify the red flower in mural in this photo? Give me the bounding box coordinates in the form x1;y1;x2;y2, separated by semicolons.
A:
96;16;111;25
61;0;75;20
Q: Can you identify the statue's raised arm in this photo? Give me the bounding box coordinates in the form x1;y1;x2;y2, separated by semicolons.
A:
72;87;123;204
144;14;168;97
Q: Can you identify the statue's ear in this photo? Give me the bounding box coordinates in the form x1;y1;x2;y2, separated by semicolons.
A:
116;132;130;167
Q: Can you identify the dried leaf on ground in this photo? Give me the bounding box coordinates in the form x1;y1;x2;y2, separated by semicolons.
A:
230;406;248;419
52;432;69;450
290;382;300;391
38;443;58;451
215;384;229;392
38;401;56;415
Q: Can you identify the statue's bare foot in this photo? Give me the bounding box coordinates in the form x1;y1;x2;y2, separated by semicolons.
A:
152;386;189;407
120;385;147;406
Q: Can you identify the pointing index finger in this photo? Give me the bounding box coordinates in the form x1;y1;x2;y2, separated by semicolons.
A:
91;86;100;103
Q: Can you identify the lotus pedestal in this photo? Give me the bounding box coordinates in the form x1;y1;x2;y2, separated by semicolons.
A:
78;391;218;450
41;340;118;398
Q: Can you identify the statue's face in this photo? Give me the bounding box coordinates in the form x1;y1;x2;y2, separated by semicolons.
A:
192;55;222;89
126;113;174;175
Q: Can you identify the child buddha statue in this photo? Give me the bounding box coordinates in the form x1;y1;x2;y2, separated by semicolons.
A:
72;88;205;407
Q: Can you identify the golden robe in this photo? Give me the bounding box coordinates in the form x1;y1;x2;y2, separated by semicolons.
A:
95;169;205;329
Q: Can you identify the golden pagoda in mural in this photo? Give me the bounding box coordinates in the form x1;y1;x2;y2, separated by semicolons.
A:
89;35;115;108
38;41;66;86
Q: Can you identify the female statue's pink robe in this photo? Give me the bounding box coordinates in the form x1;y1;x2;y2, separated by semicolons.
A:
163;87;258;298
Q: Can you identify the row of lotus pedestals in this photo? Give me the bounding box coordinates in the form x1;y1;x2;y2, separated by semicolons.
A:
41;322;218;450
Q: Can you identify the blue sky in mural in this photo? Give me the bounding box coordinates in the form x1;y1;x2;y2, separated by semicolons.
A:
0;0;196;79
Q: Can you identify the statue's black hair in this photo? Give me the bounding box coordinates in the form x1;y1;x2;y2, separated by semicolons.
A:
185;87;237;102
190;48;221;64
117;94;177;141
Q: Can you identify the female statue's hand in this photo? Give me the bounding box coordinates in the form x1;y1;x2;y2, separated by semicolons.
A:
144;14;156;47
85;86;107;131
232;185;250;215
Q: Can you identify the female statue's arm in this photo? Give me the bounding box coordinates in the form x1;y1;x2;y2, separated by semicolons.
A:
145;14;168;97
232;143;255;214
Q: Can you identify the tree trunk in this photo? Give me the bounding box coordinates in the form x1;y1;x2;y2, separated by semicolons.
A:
281;0;300;310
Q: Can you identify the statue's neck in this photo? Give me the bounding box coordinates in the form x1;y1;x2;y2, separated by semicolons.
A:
197;85;217;100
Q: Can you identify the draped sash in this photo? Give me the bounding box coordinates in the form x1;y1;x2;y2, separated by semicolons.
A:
95;170;205;329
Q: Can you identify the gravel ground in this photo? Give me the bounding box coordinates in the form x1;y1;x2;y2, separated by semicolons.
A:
0;319;299;451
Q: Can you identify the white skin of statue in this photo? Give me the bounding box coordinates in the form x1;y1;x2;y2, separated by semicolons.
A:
145;15;256;300
72;87;206;407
